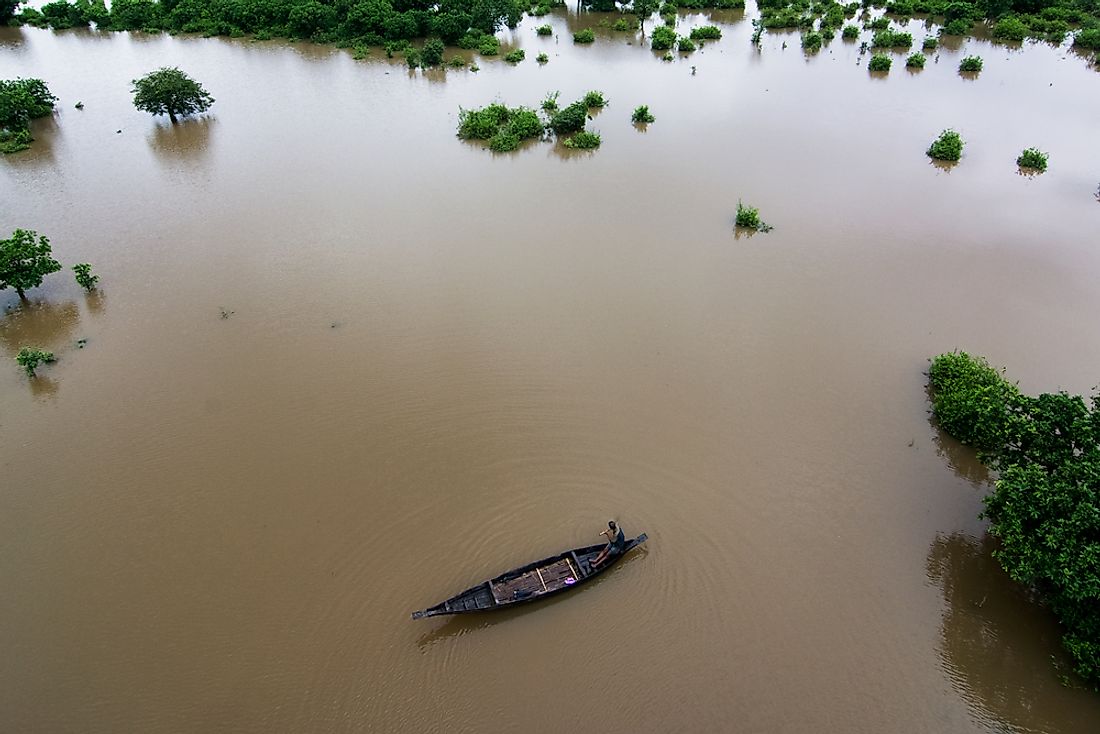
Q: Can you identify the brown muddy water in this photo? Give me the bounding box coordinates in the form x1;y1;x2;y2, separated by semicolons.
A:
3;8;1100;733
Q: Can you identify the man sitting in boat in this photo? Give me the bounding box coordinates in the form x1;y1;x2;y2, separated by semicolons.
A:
592;521;625;567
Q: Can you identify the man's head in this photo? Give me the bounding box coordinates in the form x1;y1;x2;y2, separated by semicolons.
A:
608;521;616;530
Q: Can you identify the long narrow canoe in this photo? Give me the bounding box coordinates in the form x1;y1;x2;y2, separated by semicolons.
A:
411;533;648;620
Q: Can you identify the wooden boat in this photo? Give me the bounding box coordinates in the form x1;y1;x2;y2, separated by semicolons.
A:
411;533;648;619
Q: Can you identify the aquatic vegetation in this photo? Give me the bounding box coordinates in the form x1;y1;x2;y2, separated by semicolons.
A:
662;51;674;61
73;263;98;291
942;18;971;35
1016;147;1048;172
541;91;560;112
458;103;543;151
922;35;937;50
992;15;1028;42
677;36;696;52
1073;28;1100;50
0;78;57;148
549;101;588;134
15;347;55;377
612;17;639;32
405;48;421;68
688;25;721;41
504;48;526;63
1;229;62;300
421;39;445;66
478;35;501;56
871;29;912;48
507;108;543;138
958;55;983;72
651;24;677;50
927;351;1100;689
131;67;213;123
457;103;511;139
631;105;655;123
574;28;595;44
751;19;764;45
802;31;823;52
537;52;549;63
842;24;859;39
0;128;33;154
583;90;608;108
563;130;601;149
927;129;963;161
489;130;521;151
536;24;552;36
448;56;467;67
734;200;771;232
867;17;889;30
868;53;892;72
906;52;925;68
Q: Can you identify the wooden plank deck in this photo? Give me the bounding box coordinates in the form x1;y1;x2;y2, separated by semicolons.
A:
491;558;580;603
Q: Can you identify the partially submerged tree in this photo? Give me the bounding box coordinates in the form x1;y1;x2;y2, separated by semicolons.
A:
16;347;55;377
73;263;98;291
1;229;62;300
131;67;214;124
632;0;659;36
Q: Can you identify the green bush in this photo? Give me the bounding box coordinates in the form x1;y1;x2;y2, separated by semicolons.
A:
688;25;721;40
541;91;559;111
73;263;98;291
582;90;607;108
0;78;57;134
563;130;601;149
549;101;588;134
405;48;421;68
504;48;525;63
537;52;549;63
927;351;1100;688
1;229;62;299
421;38;445;66
457;103;511;139
958;55;983;72
867;17;889;30
842;24;859;39
735;200;760;228
612;17;638;31
651;24;677;49
992;15;1028;42
922;35;937;50
942;18;971;35
868;53;892;71
631;104;655;123
573;28;595;43
802;31;823;51
1016;147;1048;172
1073;28;1100;50
15;347;55;377
478;36;500;55
871;29;912;47
906;52;925;68
677;35;696;52
927;129;963;161
506;107;543;138
489;130;520;151
536;24;552;36
0;128;32;154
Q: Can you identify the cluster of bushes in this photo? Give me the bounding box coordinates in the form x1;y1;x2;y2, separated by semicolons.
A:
16;0;528;48
650;24;677;50
928;352;1100;689
871;28;912;48
0;78;57;154
457;91;609;152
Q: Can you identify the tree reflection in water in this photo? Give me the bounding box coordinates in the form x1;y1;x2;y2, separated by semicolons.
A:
926;533;1100;732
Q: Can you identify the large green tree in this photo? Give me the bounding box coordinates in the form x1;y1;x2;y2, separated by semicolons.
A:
929;351;1100;689
1;0;22;24
0;229;62;300
131;67;214;123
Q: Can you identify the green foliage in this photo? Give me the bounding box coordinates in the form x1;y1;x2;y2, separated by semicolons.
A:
506;107;543;138
1074;28;1100;50
735;200;765;230
871;28;912;47
421;39;445;66
573;28;595;43
868;53;892;71
1017;147;1048;172
631;104;655;123
73;263;98;291
536;23;552;35
992;15;1028;42
650;24;677;49
612;17;639;31
0;229;62;299
457;103;511;139
549;101;588;134
582;90;607;108
688;25;721;40
457;103;542;150
537;52;549;63
489;130;520;151
504;48;525;63
928;351;1100;687
478;35;501;55
922;35;937;50
677;35;696;52
132;67;213;123
942;18;971;35
802;31;823;51
842;23;859;39
867;17;889;30
958;55;983;72
927;128;963;161
541;91;559;111
0;128;32;154
16;347;55;377
0;78;57;136
1;0;20;23
405;48;421;67
563;130;601;148
906;52;925;67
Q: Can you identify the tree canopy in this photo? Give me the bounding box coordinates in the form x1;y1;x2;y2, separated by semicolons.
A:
131;67;214;123
0;229;62;300
929;351;1100;689
1;0;22;24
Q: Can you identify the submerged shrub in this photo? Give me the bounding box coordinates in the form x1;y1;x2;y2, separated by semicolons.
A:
906;52;925;68
612;17;638;32
651;24;677;50
504;48;525;63
868;53;892;71
942;18;971;35
563;130;601;149
574;28;595;43
871;29;912;47
15;347;55;377
689;25;721;41
922;35;937;50
802;31;823;51
421;38;445;66
507;108;543;138
842;24;859;39
73;263;98;291
992;15;1028;42
536;24;552;36
489;130;520;151
457;103;511;139
631;104;655;123
583;90;607;108
0;78;58;133
928;351;1018;453
1016;147;1048;172
1073;28;1100;50
549;101;588;134
927;129;963;161
677;35;696;52
537;52;549;63
478;36;500;55
958;55;983;72
735;200;771;232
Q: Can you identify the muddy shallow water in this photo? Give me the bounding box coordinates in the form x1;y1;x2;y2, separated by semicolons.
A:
2;8;1100;733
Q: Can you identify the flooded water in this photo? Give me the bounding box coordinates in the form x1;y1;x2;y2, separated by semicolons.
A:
3;7;1100;733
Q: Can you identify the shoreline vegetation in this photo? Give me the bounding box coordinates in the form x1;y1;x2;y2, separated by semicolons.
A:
4;0;1099;67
